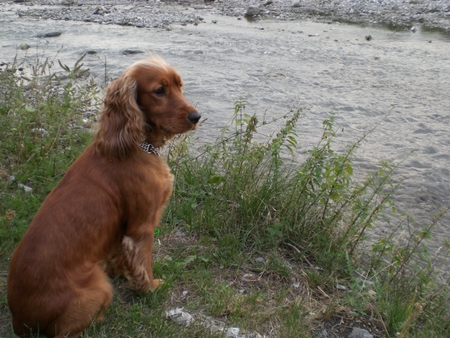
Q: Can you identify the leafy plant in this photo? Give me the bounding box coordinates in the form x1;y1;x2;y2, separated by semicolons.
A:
0;54;99;255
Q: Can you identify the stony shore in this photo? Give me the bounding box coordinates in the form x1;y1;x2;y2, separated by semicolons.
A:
5;0;450;33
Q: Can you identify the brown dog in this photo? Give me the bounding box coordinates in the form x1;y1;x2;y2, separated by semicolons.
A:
7;56;200;337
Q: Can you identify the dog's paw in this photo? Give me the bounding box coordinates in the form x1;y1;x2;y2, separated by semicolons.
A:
121;236;135;255
150;279;163;290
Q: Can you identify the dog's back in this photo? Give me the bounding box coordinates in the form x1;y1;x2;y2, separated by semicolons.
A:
7;148;119;337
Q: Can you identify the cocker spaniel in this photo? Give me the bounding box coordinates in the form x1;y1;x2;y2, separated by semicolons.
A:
7;55;200;337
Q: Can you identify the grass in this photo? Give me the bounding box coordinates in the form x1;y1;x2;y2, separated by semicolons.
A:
1;56;450;337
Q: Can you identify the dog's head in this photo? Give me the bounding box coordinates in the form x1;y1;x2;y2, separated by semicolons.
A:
94;55;200;160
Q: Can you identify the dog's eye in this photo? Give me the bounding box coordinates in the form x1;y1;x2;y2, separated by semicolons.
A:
154;86;165;96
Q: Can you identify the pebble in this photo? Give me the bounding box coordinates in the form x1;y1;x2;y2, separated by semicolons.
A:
335;283;347;290
245;6;261;17
349;327;374;338
165;308;194;326
8;176;33;193
122;49;144;55
36;31;62;38
18;183;33;193
166;308;262;337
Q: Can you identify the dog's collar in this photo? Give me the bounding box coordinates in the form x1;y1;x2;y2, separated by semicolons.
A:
140;142;160;156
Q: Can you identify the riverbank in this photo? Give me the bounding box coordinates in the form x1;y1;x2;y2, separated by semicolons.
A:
4;0;450;33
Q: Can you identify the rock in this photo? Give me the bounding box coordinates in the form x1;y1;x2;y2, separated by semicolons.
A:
174;230;186;237
245;6;261;17
19;43;30;50
36;32;62;38
18;183;33;193
136;307;256;337
242;273;255;281
93;7;104;15
226;327;240;337
335;283;347;290
31;128;48;135
349;327;373;338
292;1;301;8
122;49;145;55
8;176;33;193
48;31;62;38
255;257;265;263
165;308;194;326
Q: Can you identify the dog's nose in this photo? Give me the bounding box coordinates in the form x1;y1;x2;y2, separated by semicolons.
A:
188;112;201;125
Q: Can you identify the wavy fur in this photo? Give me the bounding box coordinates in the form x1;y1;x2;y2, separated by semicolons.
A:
94;74;144;160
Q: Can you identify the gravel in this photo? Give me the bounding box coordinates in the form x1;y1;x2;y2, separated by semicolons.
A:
7;0;450;33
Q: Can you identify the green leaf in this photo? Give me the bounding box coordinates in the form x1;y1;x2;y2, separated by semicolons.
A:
209;175;225;184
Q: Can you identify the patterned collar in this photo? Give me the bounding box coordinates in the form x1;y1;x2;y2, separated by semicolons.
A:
140;142;160;156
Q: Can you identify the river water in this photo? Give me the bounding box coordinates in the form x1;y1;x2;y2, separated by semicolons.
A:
1;4;450;267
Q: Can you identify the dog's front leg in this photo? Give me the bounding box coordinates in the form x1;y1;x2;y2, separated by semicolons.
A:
121;175;172;291
121;231;162;291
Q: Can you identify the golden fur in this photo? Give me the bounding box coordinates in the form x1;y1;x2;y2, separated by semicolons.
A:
7;56;200;338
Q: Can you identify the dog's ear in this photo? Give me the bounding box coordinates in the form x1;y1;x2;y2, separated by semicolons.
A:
94;74;144;160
